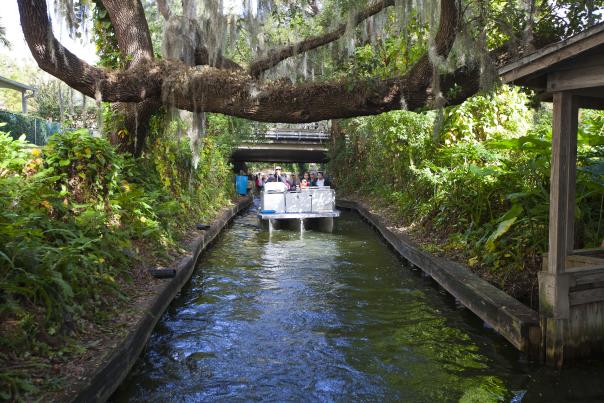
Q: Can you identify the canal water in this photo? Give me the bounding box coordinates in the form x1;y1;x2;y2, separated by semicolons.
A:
112;205;604;402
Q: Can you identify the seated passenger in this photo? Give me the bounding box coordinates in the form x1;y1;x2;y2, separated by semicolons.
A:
302;172;311;183
309;171;317;186
290;173;301;189
300;179;310;188
316;171;330;187
255;173;264;192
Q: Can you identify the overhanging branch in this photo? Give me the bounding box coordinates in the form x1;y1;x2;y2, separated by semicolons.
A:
249;0;396;78
19;0;465;123
17;0;162;102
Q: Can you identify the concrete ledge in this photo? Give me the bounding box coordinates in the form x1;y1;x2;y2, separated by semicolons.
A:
70;197;252;403
337;199;542;358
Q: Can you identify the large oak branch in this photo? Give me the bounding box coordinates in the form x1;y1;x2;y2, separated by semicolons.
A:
167;0;458;121
19;0;462;124
249;0;396;77
17;0;162;102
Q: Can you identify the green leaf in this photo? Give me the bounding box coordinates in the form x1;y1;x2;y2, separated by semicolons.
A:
59;159;71;166
51;269;74;299
499;203;523;222
486;217;518;251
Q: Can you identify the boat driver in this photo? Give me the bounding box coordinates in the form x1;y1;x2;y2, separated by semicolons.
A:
268;166;290;188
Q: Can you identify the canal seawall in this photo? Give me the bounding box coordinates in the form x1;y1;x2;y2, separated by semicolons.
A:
69;197;252;403
336;199;542;359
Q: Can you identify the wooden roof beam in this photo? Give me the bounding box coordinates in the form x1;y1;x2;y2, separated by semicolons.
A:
547;64;604;92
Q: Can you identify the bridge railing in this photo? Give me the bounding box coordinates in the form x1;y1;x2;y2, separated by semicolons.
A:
250;129;330;143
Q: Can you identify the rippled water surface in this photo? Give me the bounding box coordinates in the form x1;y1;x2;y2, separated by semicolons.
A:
113;204;604;402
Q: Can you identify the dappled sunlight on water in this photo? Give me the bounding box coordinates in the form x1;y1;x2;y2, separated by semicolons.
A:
112;206;604;402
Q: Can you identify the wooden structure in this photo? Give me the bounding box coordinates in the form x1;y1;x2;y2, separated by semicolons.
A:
0;75;36;113
500;22;604;367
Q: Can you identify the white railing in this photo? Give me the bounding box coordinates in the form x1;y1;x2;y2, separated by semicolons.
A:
261;129;329;142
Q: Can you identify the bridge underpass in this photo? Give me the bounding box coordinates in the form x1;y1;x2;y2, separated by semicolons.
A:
231;142;329;163
231;127;330;165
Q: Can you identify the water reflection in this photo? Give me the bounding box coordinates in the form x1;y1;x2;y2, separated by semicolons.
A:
112;207;604;402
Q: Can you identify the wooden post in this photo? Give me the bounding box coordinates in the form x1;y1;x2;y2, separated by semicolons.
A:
548;91;578;274
540;91;579;367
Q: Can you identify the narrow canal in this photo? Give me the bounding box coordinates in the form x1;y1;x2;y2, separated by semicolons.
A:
112;204;604;402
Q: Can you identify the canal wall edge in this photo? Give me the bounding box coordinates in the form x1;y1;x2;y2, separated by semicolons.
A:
337;199;542;358
70;197;252;403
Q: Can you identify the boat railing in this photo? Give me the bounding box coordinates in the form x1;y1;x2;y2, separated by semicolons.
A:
261;185;336;214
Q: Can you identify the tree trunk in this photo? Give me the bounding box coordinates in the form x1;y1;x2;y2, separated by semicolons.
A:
102;0;157;155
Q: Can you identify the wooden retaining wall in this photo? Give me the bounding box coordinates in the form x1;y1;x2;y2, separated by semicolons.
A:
70;197;252;403
337;200;542;358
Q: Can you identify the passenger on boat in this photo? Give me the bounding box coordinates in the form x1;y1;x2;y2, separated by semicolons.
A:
300;179;310;188
316;172;331;187
290;173;300;189
268;166;290;188
302;172;311;184
255;173;264;193
309;172;317;186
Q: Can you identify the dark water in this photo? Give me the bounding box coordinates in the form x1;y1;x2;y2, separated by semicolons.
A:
113;204;604;402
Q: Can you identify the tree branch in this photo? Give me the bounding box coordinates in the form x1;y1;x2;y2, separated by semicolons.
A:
249;0;396;78
156;0;171;21
17;0;162;102
194;46;242;70
19;0;464;124
169;0;459;121
100;0;154;66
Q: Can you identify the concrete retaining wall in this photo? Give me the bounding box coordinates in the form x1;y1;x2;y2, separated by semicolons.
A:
70;197;252;403
337;200;542;358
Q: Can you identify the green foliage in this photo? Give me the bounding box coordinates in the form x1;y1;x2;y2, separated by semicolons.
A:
44;129;121;204
0;119;234;399
331;86;604;302
440;86;532;143
0;130;130;398
92;0;123;69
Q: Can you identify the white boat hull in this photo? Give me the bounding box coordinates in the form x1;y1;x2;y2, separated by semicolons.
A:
258;184;339;233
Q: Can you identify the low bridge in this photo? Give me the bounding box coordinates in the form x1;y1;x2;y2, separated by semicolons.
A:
231;127;330;163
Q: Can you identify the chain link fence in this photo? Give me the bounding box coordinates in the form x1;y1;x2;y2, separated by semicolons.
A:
0;110;62;146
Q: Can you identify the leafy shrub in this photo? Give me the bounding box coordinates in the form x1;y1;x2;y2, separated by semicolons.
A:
330;86;604;303
0;122;234;398
0;131;129;348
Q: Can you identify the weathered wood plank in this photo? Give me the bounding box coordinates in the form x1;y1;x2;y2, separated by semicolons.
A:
570;287;604;306
547;65;604;92
572;247;604;257
574;94;604;110
567;266;604;286
566;254;604;268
